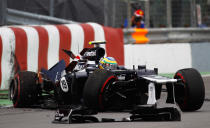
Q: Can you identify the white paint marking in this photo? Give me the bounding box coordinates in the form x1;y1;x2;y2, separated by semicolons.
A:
65;24;84;62
42;25;60;69
87;23;107;57
0;27;16;89
19;26;39;72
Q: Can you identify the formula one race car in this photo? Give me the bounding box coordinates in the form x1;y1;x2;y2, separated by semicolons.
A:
9;41;205;123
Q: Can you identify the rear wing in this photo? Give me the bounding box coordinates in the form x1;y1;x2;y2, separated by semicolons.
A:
62;40;106;59
89;41;106;45
89;41;106;47
42;41;107;77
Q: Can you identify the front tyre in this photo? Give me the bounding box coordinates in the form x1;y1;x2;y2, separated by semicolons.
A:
174;68;205;111
83;69;116;110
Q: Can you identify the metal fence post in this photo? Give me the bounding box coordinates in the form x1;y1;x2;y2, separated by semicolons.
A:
191;0;197;27
112;0;116;27
104;0;108;26
145;0;150;28
166;0;172;27
127;0;131;28
0;0;7;25
49;0;54;17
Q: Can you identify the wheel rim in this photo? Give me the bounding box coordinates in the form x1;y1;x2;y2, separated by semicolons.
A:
10;84;15;100
99;76;116;110
174;72;188;109
10;79;18;100
13;75;21;107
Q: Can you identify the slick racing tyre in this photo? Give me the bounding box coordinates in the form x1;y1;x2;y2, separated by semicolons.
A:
174;68;205;111
9;71;39;108
83;69;116;110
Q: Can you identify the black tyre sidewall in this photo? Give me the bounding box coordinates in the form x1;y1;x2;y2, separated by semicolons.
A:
174;68;205;111
11;71;39;108
83;69;116;110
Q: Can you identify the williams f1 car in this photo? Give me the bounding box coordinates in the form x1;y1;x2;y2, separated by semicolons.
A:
9;41;205;123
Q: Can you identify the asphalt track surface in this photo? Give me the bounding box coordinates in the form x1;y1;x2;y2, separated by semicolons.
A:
0;76;210;128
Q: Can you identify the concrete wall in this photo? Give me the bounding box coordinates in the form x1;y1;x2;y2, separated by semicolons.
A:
191;42;210;72
124;42;210;73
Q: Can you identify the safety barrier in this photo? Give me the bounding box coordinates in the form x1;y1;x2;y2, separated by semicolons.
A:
1;23;210;90
124;42;210;74
7;8;77;25
123;27;210;74
0;23;124;90
123;28;149;44
124;27;210;44
131;28;149;44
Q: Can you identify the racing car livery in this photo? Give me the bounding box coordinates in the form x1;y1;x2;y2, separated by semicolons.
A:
9;41;205;123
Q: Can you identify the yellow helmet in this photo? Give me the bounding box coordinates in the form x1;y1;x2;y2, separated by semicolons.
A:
99;57;118;70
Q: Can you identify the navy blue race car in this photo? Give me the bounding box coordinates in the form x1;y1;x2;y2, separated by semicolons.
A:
9;41;205;123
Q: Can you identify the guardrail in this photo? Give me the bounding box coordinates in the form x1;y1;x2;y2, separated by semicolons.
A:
124;27;210;44
7;8;77;25
5;9;210;45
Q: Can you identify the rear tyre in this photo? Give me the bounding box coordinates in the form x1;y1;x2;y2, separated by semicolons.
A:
9;71;39;108
174;68;205;111
83;69;116;110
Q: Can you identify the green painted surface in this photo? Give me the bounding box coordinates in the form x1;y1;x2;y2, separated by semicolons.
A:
160;72;210;78
160;73;174;78
0;90;8;93
201;72;210;75
0;99;12;106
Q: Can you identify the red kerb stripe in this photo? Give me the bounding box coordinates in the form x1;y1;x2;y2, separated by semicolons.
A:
33;26;49;71
0;36;2;88
80;24;94;48
10;27;28;71
104;27;124;65
56;25;71;66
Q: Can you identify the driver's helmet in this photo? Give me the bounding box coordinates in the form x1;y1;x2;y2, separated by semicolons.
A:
134;9;144;17
99;57;118;70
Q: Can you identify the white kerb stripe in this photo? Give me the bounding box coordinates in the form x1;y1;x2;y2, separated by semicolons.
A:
0;27;16;89
19;26;39;72
65;24;84;62
42;25;60;69
87;22;106;57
